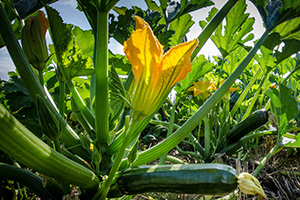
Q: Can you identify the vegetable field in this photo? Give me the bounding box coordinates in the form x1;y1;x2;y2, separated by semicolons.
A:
1;0;300;199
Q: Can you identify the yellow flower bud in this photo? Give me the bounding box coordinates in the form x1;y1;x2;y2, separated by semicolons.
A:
238;172;267;199
21;11;49;70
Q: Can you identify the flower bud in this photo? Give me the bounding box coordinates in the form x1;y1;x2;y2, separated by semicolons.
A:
238;172;267;199
21;11;49;70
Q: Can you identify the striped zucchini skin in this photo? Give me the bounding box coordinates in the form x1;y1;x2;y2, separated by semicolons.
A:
227;109;269;143
0;105;99;189
108;163;237;197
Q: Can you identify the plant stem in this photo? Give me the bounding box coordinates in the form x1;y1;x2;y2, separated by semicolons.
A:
231;67;262;116
191;0;238;60
95;9;109;146
106;0;120;11
242;72;270;120
66;79;95;129
159;101;176;165
204;116;211;160
0;3;90;161
282;62;300;84
253;143;283;176
93;118;139;200
59;81;66;117
130;29;270;167
38;69;44;86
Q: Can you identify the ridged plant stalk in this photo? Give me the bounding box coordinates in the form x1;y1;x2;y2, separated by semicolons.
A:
0;104;99;189
130;29;270;167
253;143;283;176
191;0;238;61
95;7;109;146
66;79;96;129
93;117;139;200
204;116;211;161
0;3;90;161
242;72;271;120
231;67;263;116
159;100;177;165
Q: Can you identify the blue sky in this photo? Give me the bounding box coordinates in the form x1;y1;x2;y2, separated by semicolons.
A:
0;0;262;80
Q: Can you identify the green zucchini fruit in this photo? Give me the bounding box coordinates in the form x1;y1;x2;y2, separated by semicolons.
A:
227;109;268;143
108;163;238;197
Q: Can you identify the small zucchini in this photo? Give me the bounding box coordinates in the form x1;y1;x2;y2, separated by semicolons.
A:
227;109;269;143
108;163;238;197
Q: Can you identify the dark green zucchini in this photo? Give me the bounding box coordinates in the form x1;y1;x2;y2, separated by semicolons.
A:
227;109;269;143
108;163;238;197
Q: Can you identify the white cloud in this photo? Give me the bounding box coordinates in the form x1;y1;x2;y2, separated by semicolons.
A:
57;0;77;9
0;48;15;80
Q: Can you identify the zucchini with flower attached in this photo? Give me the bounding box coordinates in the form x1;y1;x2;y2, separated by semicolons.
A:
107;163;266;198
227;109;269;143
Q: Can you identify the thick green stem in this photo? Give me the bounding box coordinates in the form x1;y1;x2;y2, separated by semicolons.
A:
204;116;211;160
231;68;262;116
0;3;90;161
67;79;95;129
38;69;44;86
59;81;66;117
253;143;283;176
95;10;109;146
106;0;120;11
159;102;176;165
93;119;139;200
242;72;270;120
130;29;270;167
282;62;300;84
191;0;238;60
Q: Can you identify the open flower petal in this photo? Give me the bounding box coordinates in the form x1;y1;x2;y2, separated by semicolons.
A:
124;16;198;120
156;38;198;89
124;16;162;83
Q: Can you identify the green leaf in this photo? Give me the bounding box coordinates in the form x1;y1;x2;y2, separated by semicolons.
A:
222;47;250;75
145;0;161;12
46;6;73;60
109;52;131;75
210;0;254;58
168;14;194;47
276;39;300;63
0;0;22;48
273;17;300;40
250;0;300;30
109;7;145;45
266;87;281;110
72;26;94;57
46;6;95;79
279;84;298;121
255;44;277;72
178;55;214;92
266;84;298;134
165;0;214;23
199;7;218;29
76;0;97;31
282;133;300;148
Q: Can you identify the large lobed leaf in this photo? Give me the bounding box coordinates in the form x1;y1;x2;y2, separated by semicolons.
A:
209;0;254;58
46;6;95;80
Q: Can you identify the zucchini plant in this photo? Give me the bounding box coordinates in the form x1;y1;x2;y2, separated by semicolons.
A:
0;0;300;199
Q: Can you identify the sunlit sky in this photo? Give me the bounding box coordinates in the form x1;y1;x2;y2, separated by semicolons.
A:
0;0;263;80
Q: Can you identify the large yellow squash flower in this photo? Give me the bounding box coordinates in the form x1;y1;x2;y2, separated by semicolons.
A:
124;16;198;120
